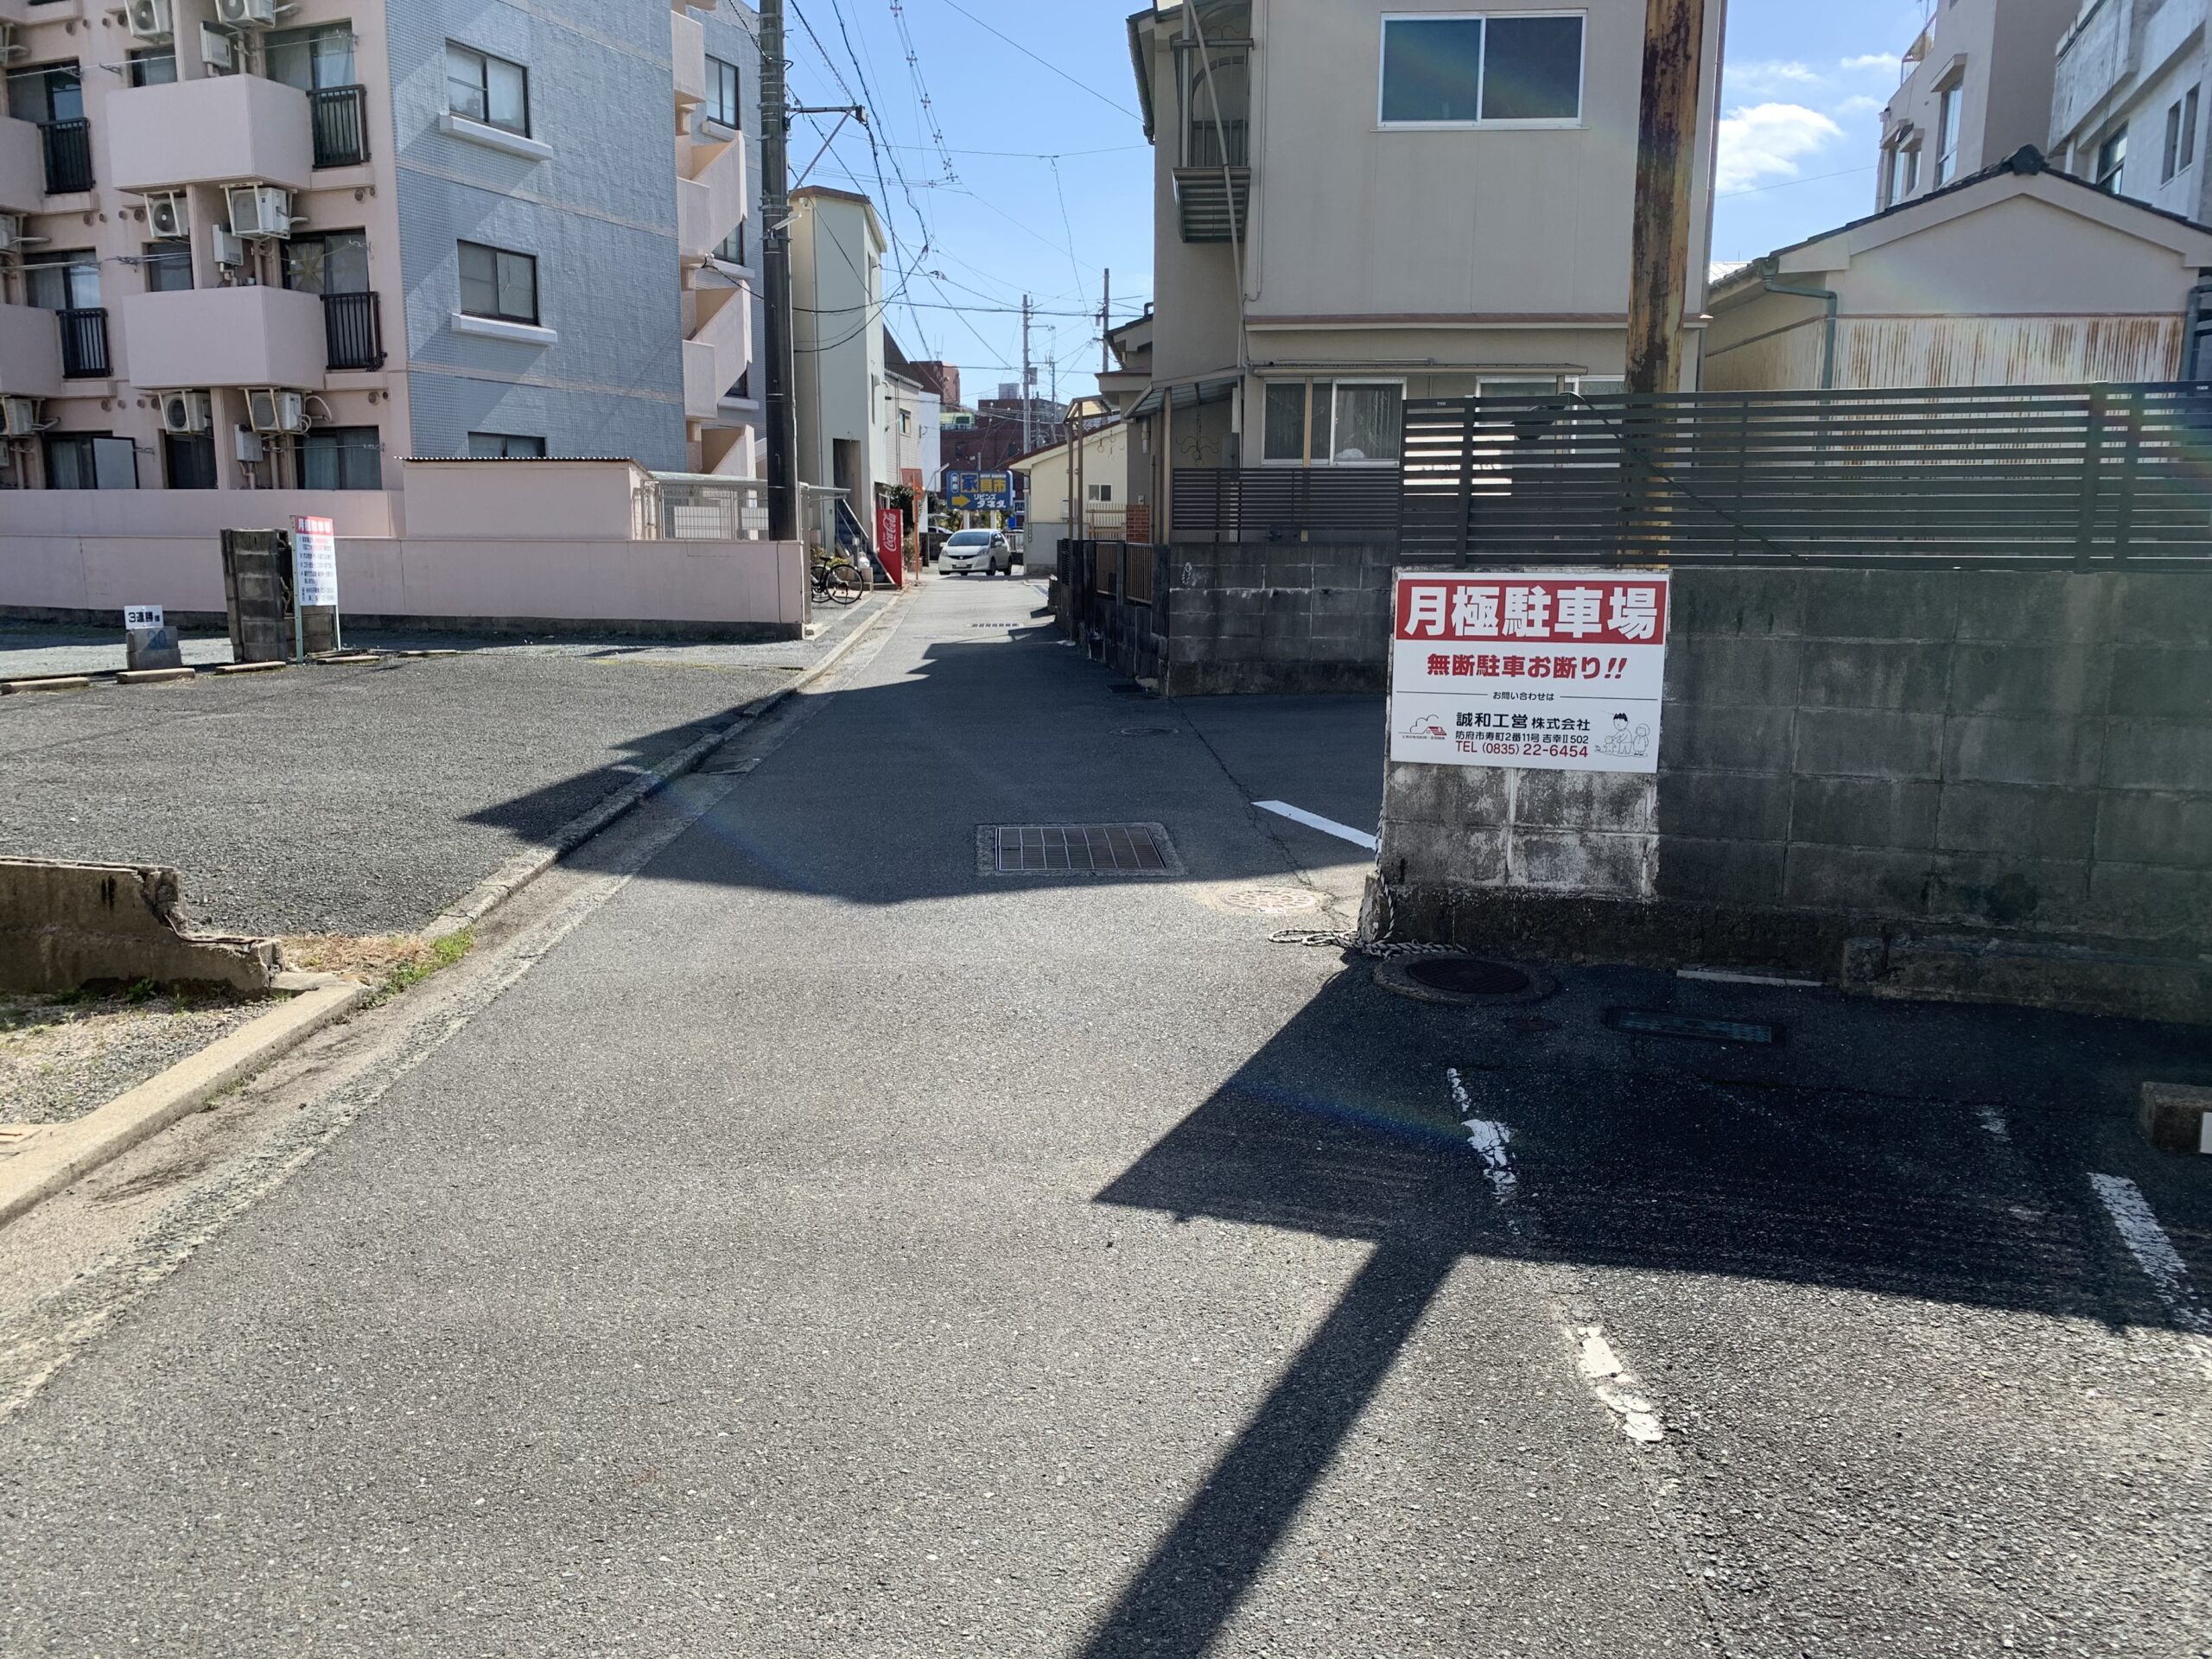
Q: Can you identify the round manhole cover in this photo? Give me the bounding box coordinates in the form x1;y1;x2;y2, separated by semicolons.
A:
1215;887;1321;915
1375;954;1555;1007
1406;957;1530;996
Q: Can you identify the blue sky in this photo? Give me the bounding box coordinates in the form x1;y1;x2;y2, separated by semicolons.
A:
774;0;1941;400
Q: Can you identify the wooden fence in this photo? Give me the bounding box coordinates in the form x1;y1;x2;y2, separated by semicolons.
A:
1400;384;2212;567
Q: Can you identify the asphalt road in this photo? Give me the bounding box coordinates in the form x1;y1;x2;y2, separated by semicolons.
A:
0;573;2205;1656
0;602;886;937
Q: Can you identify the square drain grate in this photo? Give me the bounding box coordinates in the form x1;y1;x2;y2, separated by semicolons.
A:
982;823;1183;875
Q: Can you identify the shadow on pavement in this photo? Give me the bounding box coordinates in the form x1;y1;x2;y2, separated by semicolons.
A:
1077;960;2212;1657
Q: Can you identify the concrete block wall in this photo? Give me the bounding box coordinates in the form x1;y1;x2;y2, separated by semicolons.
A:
1375;567;2212;995
1161;542;1396;696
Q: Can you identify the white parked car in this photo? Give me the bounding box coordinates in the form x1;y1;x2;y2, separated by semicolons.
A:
939;529;1013;575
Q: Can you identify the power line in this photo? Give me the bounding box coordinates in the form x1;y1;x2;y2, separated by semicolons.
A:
931;0;1141;121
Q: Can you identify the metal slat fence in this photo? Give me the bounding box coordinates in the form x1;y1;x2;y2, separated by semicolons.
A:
1400;384;2212;568
1172;466;1402;542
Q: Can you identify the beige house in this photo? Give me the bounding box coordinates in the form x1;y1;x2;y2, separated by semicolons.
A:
1014;402;1129;553
1878;0;2076;212
1118;0;1724;541
788;185;892;552
1707;146;2212;391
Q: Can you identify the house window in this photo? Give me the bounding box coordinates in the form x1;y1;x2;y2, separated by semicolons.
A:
706;54;740;130
162;430;217;489
446;42;529;135
1934;79;1961;185
143;239;192;292
126;48;177;87
2096;124;2128;194
1261;379;1404;465
6;62;83;124
457;241;537;323
284;230;370;296
265;23;355;92
297;425;382;489
467;431;544;458
1378;14;1585;126
1086;482;1113;502
24;249;99;310
2164;86;2199;182
43;433;137;489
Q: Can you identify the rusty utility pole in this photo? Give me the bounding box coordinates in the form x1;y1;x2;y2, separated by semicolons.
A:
1625;0;1709;394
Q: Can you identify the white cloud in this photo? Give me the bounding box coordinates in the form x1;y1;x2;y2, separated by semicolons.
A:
1726;58;1824;97
1716;102;1848;193
1841;52;1898;73
1834;94;1886;118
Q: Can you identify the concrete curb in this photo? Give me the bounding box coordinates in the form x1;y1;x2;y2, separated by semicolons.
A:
421;594;901;941
0;977;367;1230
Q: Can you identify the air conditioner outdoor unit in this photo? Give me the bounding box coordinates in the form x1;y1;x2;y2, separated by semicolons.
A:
200;22;233;69
159;390;211;435
125;0;174;42
2;397;40;439
245;387;306;435
226;183;294;240
146;192;188;241
213;0;276;26
213;226;245;267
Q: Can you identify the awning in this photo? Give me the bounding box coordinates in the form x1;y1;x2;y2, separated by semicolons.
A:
1125;375;1240;418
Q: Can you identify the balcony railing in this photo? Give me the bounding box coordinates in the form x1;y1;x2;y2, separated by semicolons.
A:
310;85;370;168
321;289;384;370
1185;118;1249;169
59;308;110;378
41;118;92;194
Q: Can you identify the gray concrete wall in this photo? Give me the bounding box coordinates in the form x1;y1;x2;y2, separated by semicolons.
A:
1374;568;2212;1003
1159;542;1395;696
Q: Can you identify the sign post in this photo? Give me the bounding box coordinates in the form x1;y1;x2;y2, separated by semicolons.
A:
1388;570;1671;772
290;514;340;659
943;471;1014;516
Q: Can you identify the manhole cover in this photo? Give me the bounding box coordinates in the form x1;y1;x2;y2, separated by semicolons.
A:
1408;957;1530;996
1375;954;1555;1006
1215;887;1321;915
980;823;1184;875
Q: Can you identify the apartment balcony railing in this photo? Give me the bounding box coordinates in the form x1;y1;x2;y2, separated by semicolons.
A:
41;118;92;194
321;289;384;371
311;85;370;168
1185;118;1248;169
58;307;110;378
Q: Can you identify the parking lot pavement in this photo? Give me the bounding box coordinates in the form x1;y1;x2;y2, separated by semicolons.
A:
0;626;238;678
0;598;891;939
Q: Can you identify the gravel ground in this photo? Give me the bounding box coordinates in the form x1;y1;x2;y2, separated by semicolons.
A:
0;629;237;679
0;991;277;1127
0;596;893;938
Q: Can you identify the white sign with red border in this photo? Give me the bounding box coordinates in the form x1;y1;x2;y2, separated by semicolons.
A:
1389;570;1671;774
293;515;339;608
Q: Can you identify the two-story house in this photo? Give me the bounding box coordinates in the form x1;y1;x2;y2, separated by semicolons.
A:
0;0;759;506
1117;0;1725;543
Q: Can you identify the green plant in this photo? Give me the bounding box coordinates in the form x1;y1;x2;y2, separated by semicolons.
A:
382;929;474;996
122;978;159;1005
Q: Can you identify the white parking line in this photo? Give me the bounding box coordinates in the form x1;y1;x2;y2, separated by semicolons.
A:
2090;1173;2212;1336
1253;800;1378;851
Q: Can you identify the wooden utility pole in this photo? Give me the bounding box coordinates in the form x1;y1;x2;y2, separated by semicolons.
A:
1625;0;1708;394
760;0;800;542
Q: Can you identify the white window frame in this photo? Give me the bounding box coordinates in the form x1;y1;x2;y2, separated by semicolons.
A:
1376;11;1588;131
1258;377;1408;467
1934;78;1962;186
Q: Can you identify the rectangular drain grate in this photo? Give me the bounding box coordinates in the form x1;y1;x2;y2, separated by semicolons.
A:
982;823;1182;875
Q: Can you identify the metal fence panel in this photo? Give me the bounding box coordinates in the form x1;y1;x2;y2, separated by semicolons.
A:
1400;384;2212;568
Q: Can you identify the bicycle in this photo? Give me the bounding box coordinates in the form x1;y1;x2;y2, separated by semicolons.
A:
810;554;865;606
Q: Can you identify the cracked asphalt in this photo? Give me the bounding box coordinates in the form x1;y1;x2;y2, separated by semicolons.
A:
0;573;2204;1656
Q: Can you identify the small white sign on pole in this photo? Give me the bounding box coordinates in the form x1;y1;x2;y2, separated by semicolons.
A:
123;605;165;631
293;515;339;608
1388;569;1672;774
